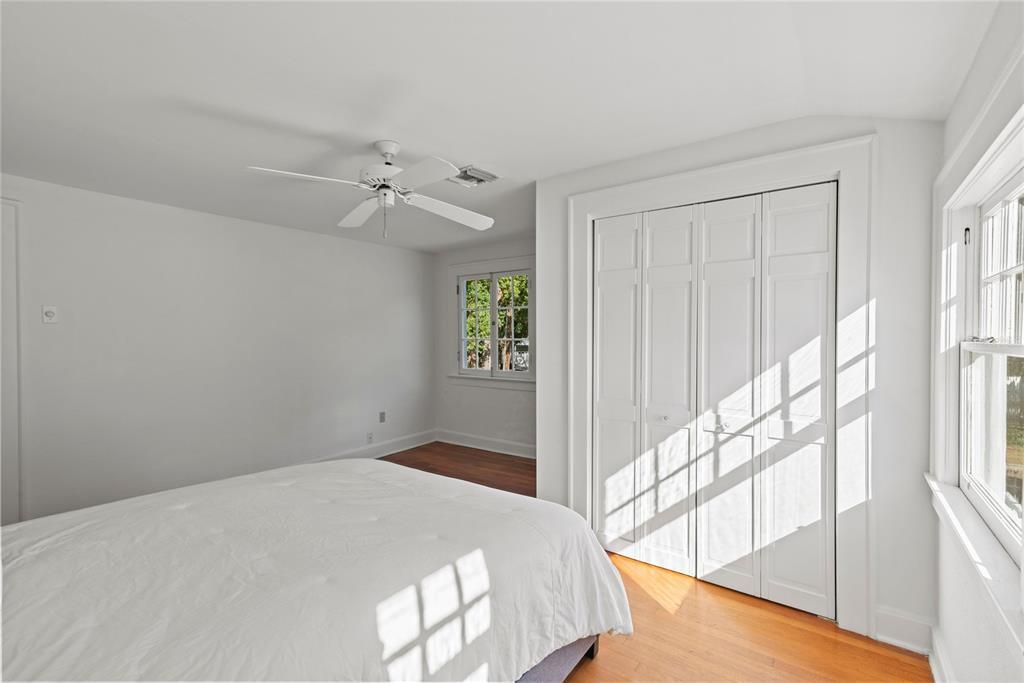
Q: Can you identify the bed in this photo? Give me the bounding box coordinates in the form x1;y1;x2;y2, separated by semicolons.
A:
2;458;632;681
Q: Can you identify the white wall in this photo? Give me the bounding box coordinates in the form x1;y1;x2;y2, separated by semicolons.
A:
931;3;1024;680
536;115;942;650
2;174;435;520
432;237;536;457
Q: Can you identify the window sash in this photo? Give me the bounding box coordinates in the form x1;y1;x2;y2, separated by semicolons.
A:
457;269;533;379
961;185;1024;563
978;196;1024;343
959;343;1024;565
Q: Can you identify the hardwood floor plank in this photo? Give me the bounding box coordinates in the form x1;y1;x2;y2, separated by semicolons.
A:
378;442;932;681
383;441;536;497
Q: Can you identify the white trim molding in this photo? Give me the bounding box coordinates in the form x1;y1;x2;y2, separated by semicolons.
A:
565;135;877;637
434;429;536;459
312;428;538;464
315;430;438;463
874;605;933;655
929;628;954;683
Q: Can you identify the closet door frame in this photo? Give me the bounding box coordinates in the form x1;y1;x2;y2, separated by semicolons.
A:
567;135;875;637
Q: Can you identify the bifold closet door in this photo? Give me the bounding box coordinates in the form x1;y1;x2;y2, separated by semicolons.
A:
593;213;642;549
759;183;836;618
638;206;697;575
695;195;762;596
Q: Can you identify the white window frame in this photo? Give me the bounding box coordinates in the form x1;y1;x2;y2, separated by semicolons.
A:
450;256;535;383
959;172;1024;565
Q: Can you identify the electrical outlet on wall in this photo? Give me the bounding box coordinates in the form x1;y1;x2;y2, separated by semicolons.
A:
379;411;386;424
366;432;374;444
42;305;58;324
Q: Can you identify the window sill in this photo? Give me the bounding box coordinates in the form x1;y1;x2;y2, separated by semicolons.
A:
926;473;1024;654
445;374;536;392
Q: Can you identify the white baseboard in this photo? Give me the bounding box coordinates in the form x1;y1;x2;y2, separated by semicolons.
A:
311;428;536;464
314;429;438;462
929;628;953;683
874;605;932;655
434;429;536;459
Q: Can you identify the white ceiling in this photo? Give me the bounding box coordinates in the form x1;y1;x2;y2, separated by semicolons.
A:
1;1;995;252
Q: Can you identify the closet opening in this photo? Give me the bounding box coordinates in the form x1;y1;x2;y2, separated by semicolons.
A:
592;181;837;619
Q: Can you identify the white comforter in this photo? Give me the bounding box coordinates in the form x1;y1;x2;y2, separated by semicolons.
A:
2;458;632;681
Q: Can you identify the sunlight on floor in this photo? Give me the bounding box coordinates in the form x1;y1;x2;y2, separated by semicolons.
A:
612;552;693;615
567;552;933;683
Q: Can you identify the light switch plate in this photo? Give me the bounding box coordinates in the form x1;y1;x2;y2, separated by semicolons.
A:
42;305;58;324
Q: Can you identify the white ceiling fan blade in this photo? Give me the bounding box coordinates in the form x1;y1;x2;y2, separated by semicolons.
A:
247;166;370;189
405;193;494;231
337;197;380;228
390;156;459;190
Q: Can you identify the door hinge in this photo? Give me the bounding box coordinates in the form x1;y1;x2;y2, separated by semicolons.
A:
964;226;971;245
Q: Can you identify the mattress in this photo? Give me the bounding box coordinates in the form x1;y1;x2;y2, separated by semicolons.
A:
2;458;632;681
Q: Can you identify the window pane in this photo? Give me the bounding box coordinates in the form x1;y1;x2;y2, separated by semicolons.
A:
514;308;529;339
477;339;492;370
1018;197;1024;266
462;339;476;369
965;351;1024;524
498;308;512;338
1011;272;1024;345
496;339;513;371
464;310;477;338
513;274;529;306
465;277;490;310
981;281;997;339
497;275;512;307
1009;356;1024;519
1018;272;1024;345
477;307;491;336
513;340;530;372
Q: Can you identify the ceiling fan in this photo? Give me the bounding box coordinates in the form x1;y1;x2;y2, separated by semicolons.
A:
247;140;495;232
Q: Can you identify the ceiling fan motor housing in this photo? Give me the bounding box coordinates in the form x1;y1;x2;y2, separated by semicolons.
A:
361;163;402;188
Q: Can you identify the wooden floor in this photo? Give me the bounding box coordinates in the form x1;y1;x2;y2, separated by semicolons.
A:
383;442;932;682
383;440;536;497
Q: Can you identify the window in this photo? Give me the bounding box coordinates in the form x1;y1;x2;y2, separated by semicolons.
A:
458;270;532;378
962;187;1024;561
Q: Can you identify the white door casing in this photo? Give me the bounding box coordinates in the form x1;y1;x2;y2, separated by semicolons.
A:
2;199;20;525
571;135;873;635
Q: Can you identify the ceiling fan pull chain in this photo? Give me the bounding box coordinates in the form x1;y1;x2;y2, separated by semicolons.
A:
383;208;388;240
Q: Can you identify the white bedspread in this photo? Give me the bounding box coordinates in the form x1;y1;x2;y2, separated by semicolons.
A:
2;458;632;681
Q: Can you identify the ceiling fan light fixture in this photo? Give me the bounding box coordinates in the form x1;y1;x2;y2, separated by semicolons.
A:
447;165;499;188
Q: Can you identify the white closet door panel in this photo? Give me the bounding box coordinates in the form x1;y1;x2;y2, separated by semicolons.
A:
696;432;759;594
702;275;757;428
696;196;762;594
639;205;696;575
700;196;761;432
594;214;642;546
764;273;828;439
760;183;836;618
